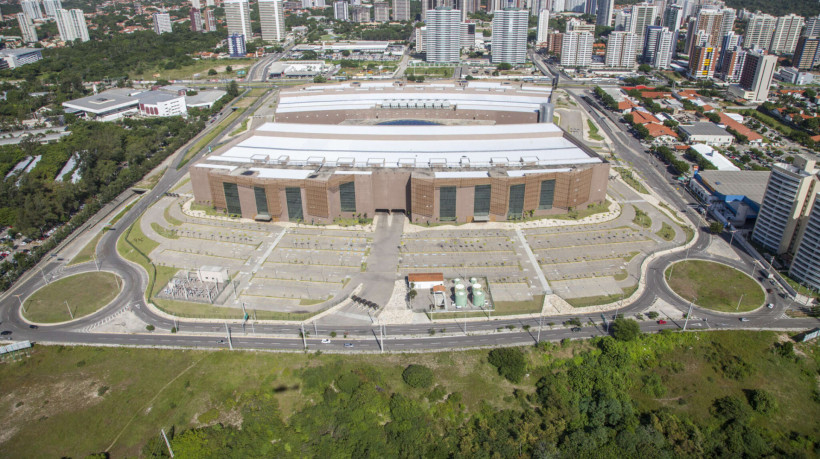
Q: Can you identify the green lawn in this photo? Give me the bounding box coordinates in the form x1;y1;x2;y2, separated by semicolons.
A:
22;272;120;323
632;206;652;228
666;260;765;312
587;119;604;141
68;232;103;266
150;222;179;239
656;222;676;241
616;167;649;194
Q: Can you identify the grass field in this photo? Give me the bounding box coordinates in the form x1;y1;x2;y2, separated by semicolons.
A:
3;331;814;457
493;294;544;315
616;167;649;194
22;272;121;323
68;232;103;266
406;66;454;78
130;58;258;81
587;119;604;141
666;260;765;312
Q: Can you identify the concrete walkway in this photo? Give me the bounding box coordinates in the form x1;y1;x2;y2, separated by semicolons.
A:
514;227;552;295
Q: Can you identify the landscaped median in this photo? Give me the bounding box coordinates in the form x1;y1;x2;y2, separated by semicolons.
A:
665;260;765;313
116;213;322;322
23;271;122;323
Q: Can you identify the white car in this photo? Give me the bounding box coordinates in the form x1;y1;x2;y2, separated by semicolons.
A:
767;303;774;309
321;339;331;344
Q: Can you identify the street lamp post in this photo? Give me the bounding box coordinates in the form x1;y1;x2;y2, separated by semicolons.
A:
736;293;744;311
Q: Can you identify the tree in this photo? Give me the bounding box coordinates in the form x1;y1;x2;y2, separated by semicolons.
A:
402;364;434;388
705;112;721;123
496;62;512;71
208;68;217;75
226;65;233;73
647;311;659;319
227;80;240;98
313;75;327;83
488;348;526;383
610;318;641;341
638;64;652;73
709;221;724;234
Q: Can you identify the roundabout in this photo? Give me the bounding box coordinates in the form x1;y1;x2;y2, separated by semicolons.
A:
664;260;765;313
22;271;123;324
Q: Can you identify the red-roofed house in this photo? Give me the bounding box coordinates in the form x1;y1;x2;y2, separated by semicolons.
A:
716;113;763;144
631;110;660;124
640;91;673;99
645;123;679;143
617;99;638;113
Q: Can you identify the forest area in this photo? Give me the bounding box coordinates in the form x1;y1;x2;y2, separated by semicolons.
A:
106;330;820;459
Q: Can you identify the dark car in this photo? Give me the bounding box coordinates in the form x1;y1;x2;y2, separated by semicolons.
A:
29;325;38;329
571;327;582;332
1;330;12;336
344;343;354;348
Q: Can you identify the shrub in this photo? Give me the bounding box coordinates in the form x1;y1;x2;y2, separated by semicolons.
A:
146;324;155;331
402;364;434;388
488;348;526;383
747;389;777;414
647;311;659;319
610;318;641;341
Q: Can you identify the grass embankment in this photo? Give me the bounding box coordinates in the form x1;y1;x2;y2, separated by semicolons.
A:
164;205;182;226
665;260;765;312
565;284;638;308
537;200;612;222
178;107;246;169
616;167;649;194
587;119;604;141
23;272;120;323
3;331;815;458
68;232;103;266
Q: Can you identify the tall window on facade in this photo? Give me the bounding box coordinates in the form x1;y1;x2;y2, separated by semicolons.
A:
285;187;303;221
474;184;491;216
254;186;268;215
538;179;555;210
223;182;242;215
507;184;525;219
339;181;356;212
440;186;457;221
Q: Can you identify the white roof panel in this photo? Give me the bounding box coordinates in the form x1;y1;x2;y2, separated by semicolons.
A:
434;171;489;178
250;168;313;179
195;164;238;171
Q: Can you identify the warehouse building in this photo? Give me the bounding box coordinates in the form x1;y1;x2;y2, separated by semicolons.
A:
190;82;610;224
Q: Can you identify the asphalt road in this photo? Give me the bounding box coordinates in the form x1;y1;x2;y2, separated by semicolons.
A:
0;68;818;351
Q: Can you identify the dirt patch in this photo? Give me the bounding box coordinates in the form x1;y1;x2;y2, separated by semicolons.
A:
0;379;103;445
